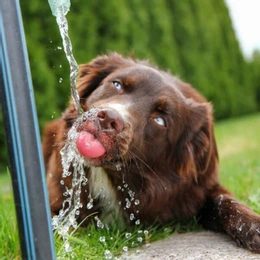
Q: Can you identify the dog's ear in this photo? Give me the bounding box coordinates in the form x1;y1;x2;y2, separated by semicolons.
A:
77;53;133;99
174;99;218;182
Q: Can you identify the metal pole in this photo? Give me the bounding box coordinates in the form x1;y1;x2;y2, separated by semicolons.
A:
0;0;56;259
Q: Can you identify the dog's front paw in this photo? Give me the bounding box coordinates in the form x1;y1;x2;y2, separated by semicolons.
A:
243;222;260;253
233;217;260;253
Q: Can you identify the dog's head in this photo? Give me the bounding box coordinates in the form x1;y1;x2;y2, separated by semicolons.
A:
64;53;217;182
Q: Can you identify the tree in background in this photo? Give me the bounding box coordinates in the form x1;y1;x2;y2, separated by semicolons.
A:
250;50;260;110
0;0;259;170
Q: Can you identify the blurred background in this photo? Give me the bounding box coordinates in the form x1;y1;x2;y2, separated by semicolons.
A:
0;0;260;171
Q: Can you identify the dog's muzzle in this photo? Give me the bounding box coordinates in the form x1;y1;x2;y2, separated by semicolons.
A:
75;108;125;160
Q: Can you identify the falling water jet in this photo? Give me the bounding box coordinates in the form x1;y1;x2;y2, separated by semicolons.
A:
48;0;82;114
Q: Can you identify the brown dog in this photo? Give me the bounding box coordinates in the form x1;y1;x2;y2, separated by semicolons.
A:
43;53;260;252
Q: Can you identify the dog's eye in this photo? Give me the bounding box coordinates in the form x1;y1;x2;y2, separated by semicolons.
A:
112;81;123;91
154;116;167;127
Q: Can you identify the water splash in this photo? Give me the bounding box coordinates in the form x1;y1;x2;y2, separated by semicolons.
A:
51;114;89;252
104;250;113;259
51;111;145;257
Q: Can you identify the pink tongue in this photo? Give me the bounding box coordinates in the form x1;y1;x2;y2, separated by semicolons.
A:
76;131;106;159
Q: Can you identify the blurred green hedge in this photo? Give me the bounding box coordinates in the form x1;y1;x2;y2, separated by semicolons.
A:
0;0;259;170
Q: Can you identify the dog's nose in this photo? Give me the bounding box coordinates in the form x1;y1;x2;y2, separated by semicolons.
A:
97;109;124;132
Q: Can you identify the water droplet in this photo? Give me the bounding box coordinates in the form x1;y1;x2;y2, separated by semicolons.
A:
82;176;88;184
137;236;143;243
130;213;135;221
64;241;72;253
86;199;93;209
116;163;122;171
59;77;63;83
125;232;131;239
60;180;64;185
99;236;106;243
134;199;140;205
57;46;62;50
125;198;131;208
128;190;135;200
95;216;104;229
117;186;122;190
52;215;59;229
123;183;128;188
135;219;140;225
104;250;113;259
122;246;128;252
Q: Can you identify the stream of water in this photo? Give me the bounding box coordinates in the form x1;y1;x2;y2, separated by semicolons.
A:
49;0;82;114
52;114;88;253
48;1;146;258
48;0;85;254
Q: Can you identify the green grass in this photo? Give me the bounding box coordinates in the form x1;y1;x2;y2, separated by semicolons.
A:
216;114;260;213
0;171;20;260
54;219;199;259
0;113;259;259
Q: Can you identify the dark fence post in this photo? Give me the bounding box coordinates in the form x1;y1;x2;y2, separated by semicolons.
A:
0;0;56;259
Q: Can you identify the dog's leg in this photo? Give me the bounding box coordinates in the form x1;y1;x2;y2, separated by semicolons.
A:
198;184;260;252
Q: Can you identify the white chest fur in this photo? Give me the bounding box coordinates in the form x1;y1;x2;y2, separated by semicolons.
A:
89;167;124;226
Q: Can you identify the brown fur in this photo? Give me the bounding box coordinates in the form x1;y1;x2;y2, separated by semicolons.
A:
43;53;260;252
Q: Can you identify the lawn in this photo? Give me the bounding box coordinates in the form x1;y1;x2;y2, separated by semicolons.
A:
0;113;259;259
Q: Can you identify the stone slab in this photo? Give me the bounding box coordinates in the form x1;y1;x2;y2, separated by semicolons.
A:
121;231;260;260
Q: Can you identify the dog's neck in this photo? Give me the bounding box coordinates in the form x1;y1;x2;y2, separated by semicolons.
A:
88;165;144;227
89;167;125;226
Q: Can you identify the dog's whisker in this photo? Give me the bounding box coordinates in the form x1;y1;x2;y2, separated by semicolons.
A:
128;150;166;190
129;152;145;190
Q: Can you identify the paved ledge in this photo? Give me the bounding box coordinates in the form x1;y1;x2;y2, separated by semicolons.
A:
121;231;259;260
